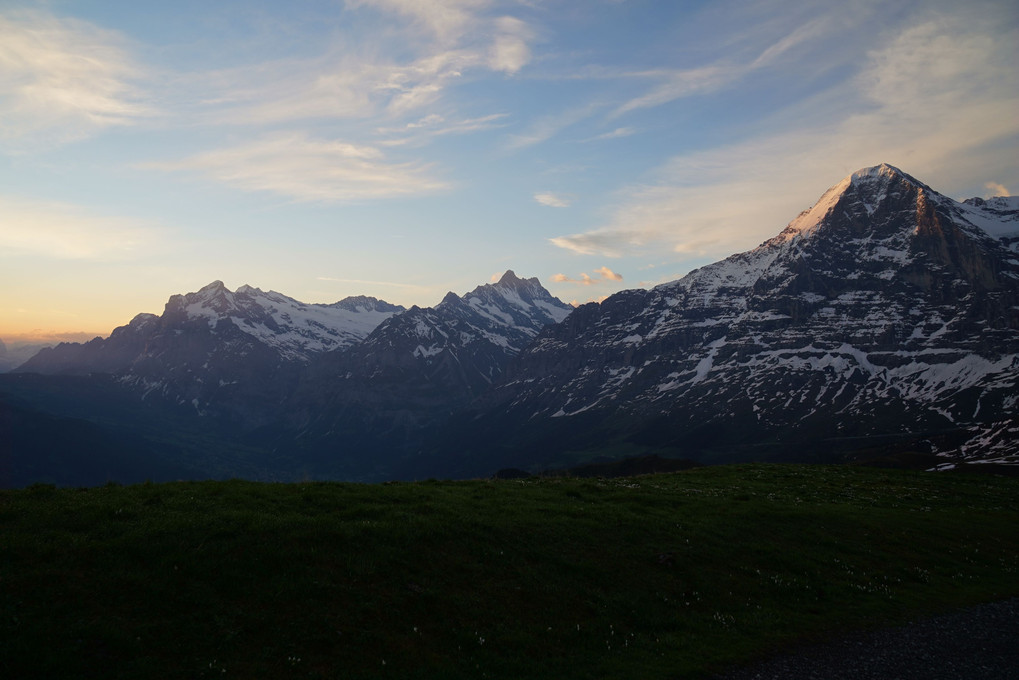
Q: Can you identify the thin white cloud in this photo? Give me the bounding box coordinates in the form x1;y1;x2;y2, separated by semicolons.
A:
200;48;478;127
534;192;571;208
377;112;509;146
567;125;637;144
612;65;734;118
611;17;829;118
593;127;635;141
507;102;604;150
750;17;830;69
382;49;479;117
145;132;450;202
0;196;161;260
551;267;623;285
553;16;1019;260
0;10;151;148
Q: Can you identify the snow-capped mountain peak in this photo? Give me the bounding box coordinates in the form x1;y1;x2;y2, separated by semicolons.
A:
20;281;407;381
465;270;573;327
162;281;406;361
667;163;1019;310
15;280;408;425
366;270;573;360
849;162;919;187
326;295;405;315
775;163;934;245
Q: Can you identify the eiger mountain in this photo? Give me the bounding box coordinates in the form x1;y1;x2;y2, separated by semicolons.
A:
3;164;1018;486
437;164;1019;475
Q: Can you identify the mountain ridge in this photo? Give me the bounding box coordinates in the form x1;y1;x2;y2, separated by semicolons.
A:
20;281;408;375
4;165;1019;484
278;270;575;478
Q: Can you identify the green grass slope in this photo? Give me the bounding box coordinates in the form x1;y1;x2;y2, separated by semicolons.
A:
2;464;1017;679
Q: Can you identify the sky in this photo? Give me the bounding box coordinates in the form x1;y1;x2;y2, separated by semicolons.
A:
1;0;1017;343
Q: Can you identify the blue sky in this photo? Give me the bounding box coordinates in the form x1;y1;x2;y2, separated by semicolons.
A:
1;0;1017;341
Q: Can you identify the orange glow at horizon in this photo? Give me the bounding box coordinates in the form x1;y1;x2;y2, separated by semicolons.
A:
1;326;113;345
1;308;126;344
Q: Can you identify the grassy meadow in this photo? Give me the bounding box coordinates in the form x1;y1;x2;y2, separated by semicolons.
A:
1;464;1017;679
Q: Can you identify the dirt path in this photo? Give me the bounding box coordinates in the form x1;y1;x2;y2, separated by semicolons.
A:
716;598;1019;680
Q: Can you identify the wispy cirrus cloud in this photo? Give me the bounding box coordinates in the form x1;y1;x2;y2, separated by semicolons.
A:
611;16;829;118
591;127;635;141
612;65;734;118
204;0;533;128
198;48;478;127
506;102;605;150
198;56;382;125
377;112;509;146
0;0;535;214
553;15;1019;260
0;10;152;148
346;0;532;74
501;12;831;150
145;132;450;202
0;195;161;260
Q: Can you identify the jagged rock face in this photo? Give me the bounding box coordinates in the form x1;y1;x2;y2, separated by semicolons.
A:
453;165;1019;471
354;270;572;390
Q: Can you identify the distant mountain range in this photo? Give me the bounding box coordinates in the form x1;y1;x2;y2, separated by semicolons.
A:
0;339;51;374
2;164;1018;486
